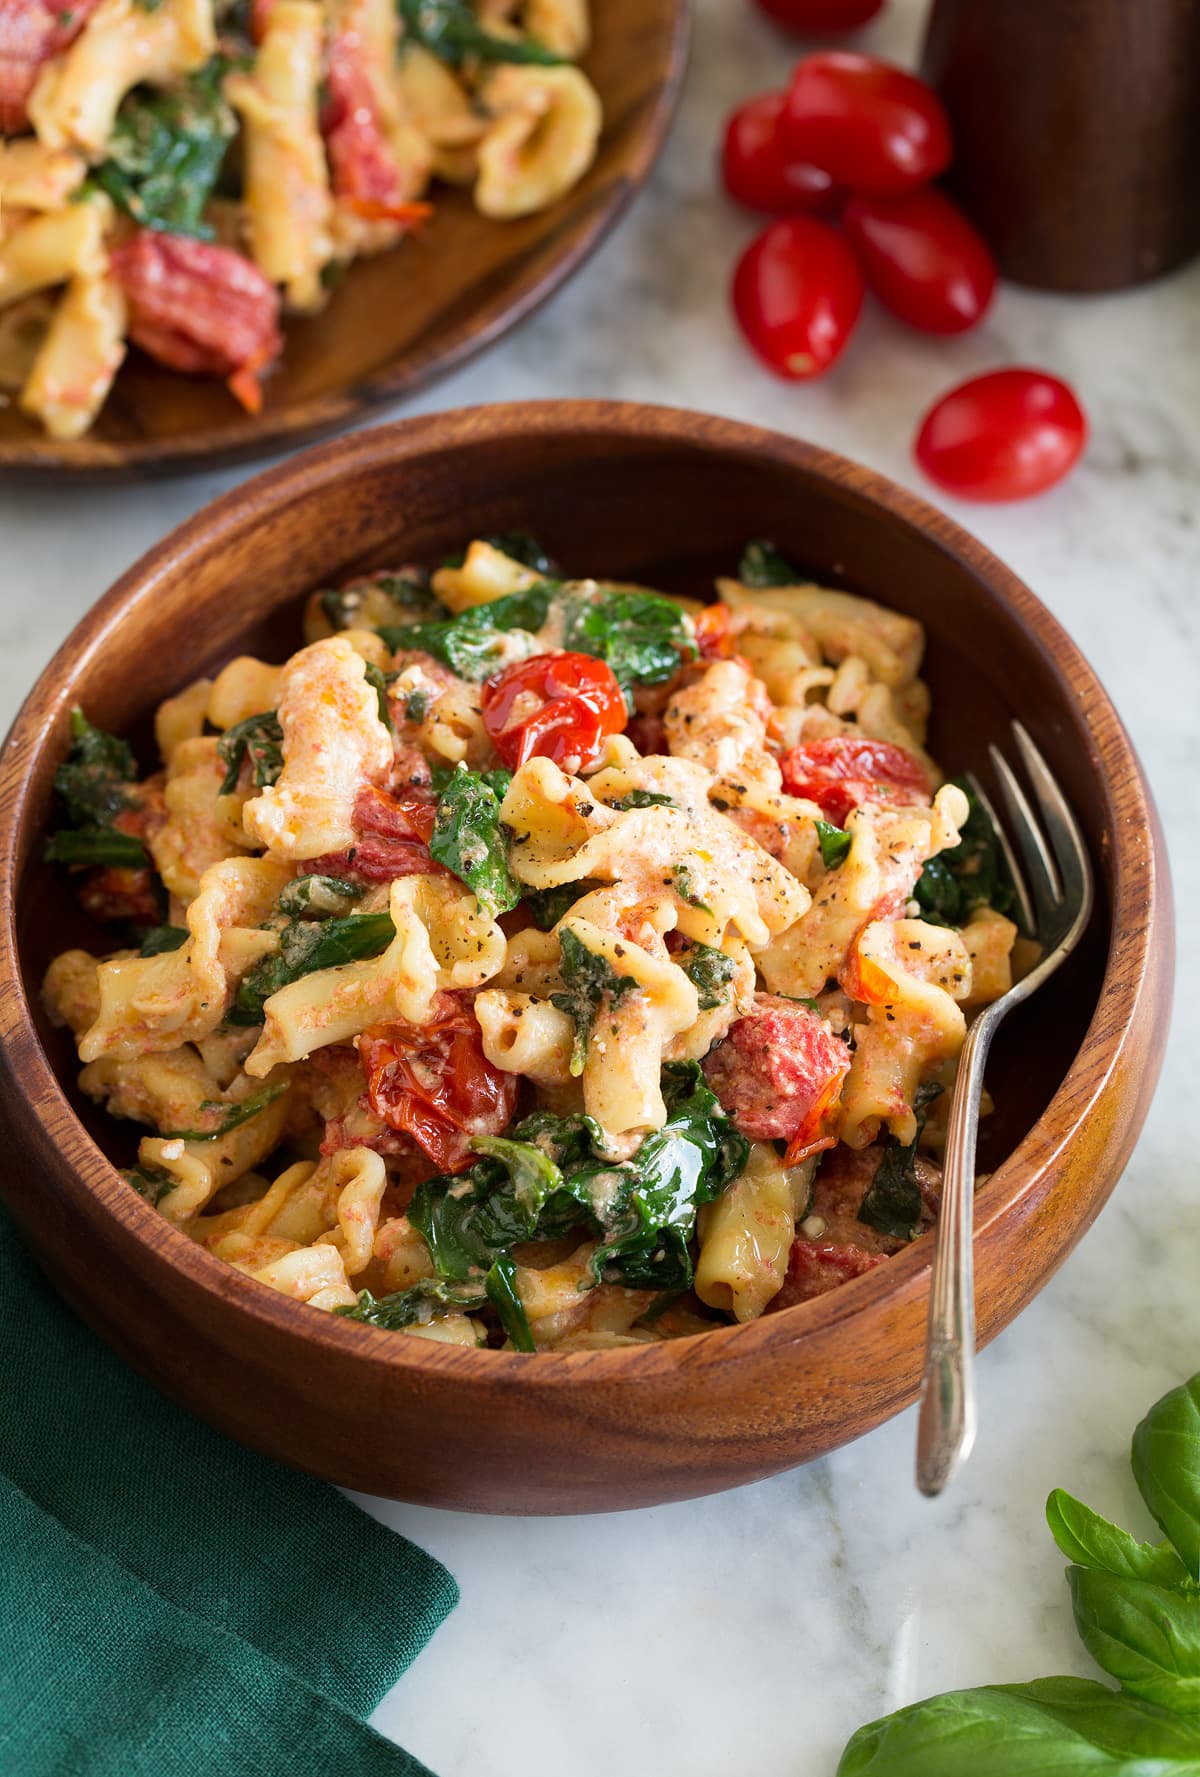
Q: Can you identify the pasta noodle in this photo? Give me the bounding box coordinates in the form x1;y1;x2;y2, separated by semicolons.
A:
3;0;601;437
43;533;1018;1349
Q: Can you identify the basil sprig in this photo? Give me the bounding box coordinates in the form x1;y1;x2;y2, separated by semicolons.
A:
839;1373;1200;1773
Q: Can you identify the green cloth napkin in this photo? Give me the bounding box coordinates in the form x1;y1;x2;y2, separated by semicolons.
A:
0;1206;456;1777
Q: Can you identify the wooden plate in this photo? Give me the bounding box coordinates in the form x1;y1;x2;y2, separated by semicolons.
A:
0;4;689;477
0;404;1174;1511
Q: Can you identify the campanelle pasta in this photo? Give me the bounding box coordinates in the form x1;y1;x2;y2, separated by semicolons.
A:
1;0;601;439
42;536;1020;1350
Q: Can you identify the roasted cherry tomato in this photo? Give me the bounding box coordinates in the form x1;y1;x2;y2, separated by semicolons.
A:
756;0;886;28
693;603;734;659
782;52;951;194
843;188;995;333
481;651;626;772
732;216;864;379
721;91;841;216
359;1003;519;1174
914;368;1087;502
780;735;930;822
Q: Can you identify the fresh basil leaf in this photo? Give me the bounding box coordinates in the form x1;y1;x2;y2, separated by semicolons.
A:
608;790;675;811
815;818;853;869
838;1676;1200;1776
274;875;364;920
162;1081;289;1142
550;926;639;1076
92;60;236;238
679;941;736;1010
561;586;696;698
45;827;149;868
380;583;555;679
1133;1375;1200;1581
1047;1489;1191;1589
229;912;395;1025
858;1080;942;1243
738;540;801;589
428;764;518;918
217;710;283;795
485;1254;535;1352
398;0;563;66
1066;1566;1200;1713
336;1278;487;1330
137;924;189;956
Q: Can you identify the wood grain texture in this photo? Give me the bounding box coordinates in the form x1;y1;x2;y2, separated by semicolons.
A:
0;3;688;478
922;0;1200;292
0;403;1174;1513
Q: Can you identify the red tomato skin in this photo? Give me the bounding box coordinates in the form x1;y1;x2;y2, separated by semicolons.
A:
843;189;996;333
780;735;930;822
732;217;864;380
782;52;952;194
721;92;841;216
359;1004;518;1174
756;0;885;28
481;652;626;772
914;368;1087;502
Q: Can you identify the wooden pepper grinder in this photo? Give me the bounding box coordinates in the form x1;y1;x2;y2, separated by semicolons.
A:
921;0;1200;292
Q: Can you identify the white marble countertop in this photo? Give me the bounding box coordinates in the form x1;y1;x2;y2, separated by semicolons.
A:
4;1;1200;1772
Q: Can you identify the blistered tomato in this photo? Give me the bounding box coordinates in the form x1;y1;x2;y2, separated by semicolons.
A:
481;651;627;772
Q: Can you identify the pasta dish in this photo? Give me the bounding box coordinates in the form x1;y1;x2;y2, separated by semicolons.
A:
0;0;600;439
42;535;1021;1350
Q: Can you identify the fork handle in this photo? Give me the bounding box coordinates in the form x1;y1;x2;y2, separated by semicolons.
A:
915;1008;998;1496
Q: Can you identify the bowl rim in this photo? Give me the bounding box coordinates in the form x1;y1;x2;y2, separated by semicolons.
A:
0;1;691;479
0;400;1167;1387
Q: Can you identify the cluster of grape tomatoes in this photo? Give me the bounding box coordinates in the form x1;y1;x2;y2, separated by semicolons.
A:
722;1;1087;502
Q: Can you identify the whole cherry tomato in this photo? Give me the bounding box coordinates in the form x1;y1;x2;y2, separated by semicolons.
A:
359;1004;519;1174
782;52;952;194
732;216;864;379
481;651;627;773
780;735;930;822
843;188;996;333
914;368;1087;502
721;91;841;216
756;0;886;28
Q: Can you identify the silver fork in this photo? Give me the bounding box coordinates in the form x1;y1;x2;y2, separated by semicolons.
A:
915;720;1094;1498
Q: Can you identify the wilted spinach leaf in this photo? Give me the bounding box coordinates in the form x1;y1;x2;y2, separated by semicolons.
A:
428;764;518;918
274;875;364;920
398;0;562;66
228;912;395;1025
738;539;801;589
162;1080;288;1141
138;924;189;956
46;708;148;869
523;881;596;930
561;586;695;699
608;789;675;811
679;941;736;1010
857;1080;942;1242
217;710;283;794
92;60;236;238
550;926;639;1075
380;583;556;679
915;776;1015;926
45;829;149;868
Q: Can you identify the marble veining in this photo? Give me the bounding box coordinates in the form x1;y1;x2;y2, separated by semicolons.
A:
3;1;1199;1771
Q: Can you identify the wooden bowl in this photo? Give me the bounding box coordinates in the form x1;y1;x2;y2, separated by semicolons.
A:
0;2;687;478
0;404;1172;1513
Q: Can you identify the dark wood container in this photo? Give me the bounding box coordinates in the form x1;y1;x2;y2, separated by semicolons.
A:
922;0;1200;292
